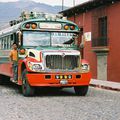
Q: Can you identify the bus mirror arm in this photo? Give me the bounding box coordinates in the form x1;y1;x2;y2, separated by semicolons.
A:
16;31;22;46
80;35;85;49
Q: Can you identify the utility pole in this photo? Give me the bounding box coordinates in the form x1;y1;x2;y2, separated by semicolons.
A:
62;0;63;10
73;0;75;7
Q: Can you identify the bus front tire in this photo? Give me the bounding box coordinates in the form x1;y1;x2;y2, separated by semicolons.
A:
0;74;3;85
74;86;88;96
0;75;10;85
22;69;34;96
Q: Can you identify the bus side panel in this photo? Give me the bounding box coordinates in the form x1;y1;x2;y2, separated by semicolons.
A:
0;63;13;77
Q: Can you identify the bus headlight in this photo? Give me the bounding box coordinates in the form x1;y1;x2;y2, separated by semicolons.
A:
82;64;90;71
27;62;44;72
32;64;42;71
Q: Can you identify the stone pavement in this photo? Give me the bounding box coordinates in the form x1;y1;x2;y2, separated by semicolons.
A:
90;79;120;91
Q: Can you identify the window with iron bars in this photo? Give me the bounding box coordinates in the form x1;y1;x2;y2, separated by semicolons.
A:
92;16;108;47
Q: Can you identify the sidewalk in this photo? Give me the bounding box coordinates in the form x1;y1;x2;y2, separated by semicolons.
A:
90;79;120;91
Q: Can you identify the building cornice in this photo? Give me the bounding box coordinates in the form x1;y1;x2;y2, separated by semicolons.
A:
59;0;119;16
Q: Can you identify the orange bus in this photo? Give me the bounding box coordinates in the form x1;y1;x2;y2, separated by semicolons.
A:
0;12;91;96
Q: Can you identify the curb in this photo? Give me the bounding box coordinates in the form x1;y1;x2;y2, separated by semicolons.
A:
90;79;120;92
90;84;120;91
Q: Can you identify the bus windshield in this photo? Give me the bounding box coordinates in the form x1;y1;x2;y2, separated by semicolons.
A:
23;31;77;47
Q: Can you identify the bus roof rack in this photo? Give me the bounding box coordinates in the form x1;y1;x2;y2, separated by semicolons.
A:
9;11;66;26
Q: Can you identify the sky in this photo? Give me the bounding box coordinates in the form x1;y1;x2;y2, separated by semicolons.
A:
0;0;89;7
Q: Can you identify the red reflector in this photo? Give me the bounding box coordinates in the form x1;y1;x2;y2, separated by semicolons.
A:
70;25;75;30
25;24;30;29
20;49;26;55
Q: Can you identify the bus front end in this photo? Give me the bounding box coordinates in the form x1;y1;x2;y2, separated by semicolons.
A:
20;48;91;96
17;12;91;96
27;49;90;86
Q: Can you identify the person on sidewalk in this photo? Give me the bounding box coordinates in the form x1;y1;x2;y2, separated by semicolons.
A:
9;43;18;82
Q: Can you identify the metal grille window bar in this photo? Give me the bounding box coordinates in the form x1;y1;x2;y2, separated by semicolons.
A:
46;55;79;70
92;36;108;47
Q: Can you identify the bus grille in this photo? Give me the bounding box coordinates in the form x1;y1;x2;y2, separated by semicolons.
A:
46;55;79;70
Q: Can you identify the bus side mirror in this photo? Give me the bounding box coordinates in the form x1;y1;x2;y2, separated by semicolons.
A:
80;35;85;49
16;31;22;47
80;43;84;49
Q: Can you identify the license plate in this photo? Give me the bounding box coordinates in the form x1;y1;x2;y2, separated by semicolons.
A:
60;80;68;85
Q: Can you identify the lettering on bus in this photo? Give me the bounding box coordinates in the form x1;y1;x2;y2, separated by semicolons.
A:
0;50;10;56
51;33;74;36
39;23;62;30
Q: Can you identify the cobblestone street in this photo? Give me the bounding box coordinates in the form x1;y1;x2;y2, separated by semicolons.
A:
0;83;120;120
0;1;120;120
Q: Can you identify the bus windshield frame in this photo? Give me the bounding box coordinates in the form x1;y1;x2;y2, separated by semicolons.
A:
23;31;78;47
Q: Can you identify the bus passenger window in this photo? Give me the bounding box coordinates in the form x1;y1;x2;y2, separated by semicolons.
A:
8;36;11;49
2;38;5;49
4;38;7;49
6;37;9;49
10;34;14;47
1;39;3;49
0;39;1;49
11;34;13;40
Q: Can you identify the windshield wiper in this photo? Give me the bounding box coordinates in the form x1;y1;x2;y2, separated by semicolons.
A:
63;39;74;44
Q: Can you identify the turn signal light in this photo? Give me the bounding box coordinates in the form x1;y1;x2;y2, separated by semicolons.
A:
64;75;67;79
55;75;72;79
60;75;63;79
64;25;69;30
31;23;37;29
